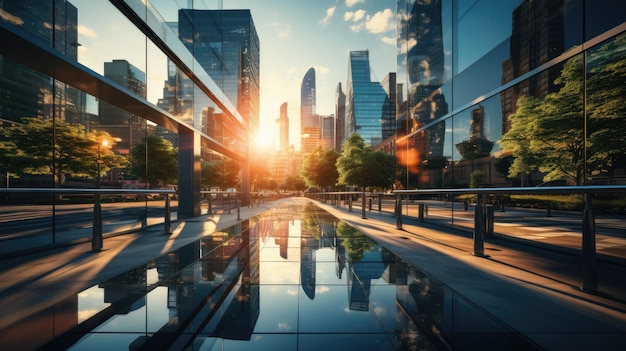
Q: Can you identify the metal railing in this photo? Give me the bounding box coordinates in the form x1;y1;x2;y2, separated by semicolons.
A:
0;188;176;253
310;185;626;293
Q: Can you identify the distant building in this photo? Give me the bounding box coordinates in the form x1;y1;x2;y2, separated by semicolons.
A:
345;50;388;146
301;68;319;153
320;114;335;150
278;102;289;155
98;60;147;156
335;82;346;151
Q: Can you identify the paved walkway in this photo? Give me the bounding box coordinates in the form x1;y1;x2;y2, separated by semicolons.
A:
1;197;625;350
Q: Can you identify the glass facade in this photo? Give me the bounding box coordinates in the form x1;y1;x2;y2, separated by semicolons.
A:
0;0;252;248
397;0;626;191
345;50;389;147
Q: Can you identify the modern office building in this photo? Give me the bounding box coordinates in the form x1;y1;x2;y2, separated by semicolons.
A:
300;67;319;154
345;50;388;147
0;1;251;218
278;102;290;155
320;114;335;150
334;82;346;151
397;0;626;189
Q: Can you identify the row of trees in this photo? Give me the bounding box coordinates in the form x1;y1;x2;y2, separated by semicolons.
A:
300;133;396;192
0;118;177;188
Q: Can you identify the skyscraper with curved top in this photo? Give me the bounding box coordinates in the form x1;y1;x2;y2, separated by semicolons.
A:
301;67;318;153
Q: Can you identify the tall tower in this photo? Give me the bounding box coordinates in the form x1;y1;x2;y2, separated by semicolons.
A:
278;102;289;155
178;9;260;135
300;68;319;153
345;50;387;146
335;82;346;151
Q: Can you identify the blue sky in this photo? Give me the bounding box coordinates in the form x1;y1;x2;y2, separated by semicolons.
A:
224;0;397;150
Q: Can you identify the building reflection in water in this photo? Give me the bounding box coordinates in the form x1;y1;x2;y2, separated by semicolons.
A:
2;201;538;350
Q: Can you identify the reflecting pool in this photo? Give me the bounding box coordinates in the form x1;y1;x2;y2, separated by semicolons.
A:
5;200;536;350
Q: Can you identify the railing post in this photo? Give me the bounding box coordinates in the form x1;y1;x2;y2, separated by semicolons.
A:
237;193;241;221
91;193;103;251
395;196;403;230
485;204;494;238
581;193;598;292
348;194;353;212
361;191;367;219
472;194;485;256
228;193;232;214
164;195;171;234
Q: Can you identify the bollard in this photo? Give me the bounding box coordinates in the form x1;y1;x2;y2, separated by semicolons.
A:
546;203;552;217
91;194;103;251
378;194;382;211
418;203;425;222
368;198;372;211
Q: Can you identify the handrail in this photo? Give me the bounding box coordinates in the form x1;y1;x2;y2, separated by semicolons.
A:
392;184;626;195
0;188;176;196
309;185;626;293
1;188;177;252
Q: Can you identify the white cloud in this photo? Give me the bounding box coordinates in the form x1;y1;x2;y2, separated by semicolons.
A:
365;9;394;34
345;0;365;7
78;24;97;39
344;9;366;22
381;36;396;45
314;65;330;75
319;6;336;26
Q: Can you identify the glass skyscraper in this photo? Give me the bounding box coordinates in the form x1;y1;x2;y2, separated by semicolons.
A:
345;50;388;147
397;0;626;190
0;1;251;220
300;67;318;153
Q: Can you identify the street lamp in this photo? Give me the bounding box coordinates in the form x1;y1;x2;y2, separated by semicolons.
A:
96;140;109;188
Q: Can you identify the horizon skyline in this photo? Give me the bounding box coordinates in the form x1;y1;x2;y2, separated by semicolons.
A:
222;0;397;152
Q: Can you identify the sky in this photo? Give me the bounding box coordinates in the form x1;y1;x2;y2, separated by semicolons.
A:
223;0;397;151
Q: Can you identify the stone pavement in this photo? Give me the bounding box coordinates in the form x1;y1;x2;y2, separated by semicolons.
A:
1;197;625;350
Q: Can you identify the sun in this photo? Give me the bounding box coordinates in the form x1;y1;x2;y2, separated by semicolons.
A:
254;127;275;149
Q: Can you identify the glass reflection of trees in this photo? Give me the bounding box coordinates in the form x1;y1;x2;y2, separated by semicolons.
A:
500;32;626;185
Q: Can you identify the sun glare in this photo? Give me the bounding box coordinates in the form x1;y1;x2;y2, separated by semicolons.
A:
254;128;274;149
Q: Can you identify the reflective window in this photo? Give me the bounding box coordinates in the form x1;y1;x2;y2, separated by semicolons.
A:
500;54;584;186
585;0;626;41
585;33;626;185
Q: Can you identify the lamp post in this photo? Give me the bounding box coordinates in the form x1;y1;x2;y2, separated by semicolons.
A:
96;140;108;188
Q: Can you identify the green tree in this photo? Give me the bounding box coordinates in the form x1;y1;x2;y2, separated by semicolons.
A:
500;56;585;185
2;117;129;185
130;135;177;188
585;33;626;178
300;146;339;190
284;175;306;191
336;133;395;190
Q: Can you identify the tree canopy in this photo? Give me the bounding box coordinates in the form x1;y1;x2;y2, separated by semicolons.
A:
1;117;128;185
130;134;177;188
500;33;626;185
336;133;395;190
300;146;340;190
